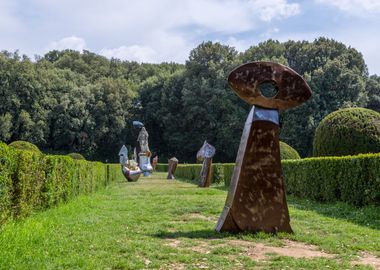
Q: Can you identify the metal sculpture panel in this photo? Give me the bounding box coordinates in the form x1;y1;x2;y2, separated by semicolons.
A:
197;141;216;187
216;61;312;234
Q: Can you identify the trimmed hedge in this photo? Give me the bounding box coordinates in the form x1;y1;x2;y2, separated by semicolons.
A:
283;154;380;206
158;153;380;206
8;140;42;153
313;108;380;157
0;142;119;225
67;152;86;160
156;163;225;185
280;141;301;160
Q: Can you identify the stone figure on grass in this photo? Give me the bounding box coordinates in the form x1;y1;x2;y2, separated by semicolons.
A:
197;141;216;188
216;61;312;234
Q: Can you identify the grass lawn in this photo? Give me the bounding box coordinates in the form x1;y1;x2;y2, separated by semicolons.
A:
0;172;379;269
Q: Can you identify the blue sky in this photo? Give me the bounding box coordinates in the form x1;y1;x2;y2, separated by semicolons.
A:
1;0;379;74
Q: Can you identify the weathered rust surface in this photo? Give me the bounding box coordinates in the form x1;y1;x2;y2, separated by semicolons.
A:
197;141;216;188
216;112;292;233
216;61;312;234
228;61;312;110
167;157;178;180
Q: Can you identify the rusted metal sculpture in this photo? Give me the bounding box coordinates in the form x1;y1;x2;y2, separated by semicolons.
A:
137;127;153;176
167;157;178;180
216;61;312;234
118;145;142;182
197;141;216;187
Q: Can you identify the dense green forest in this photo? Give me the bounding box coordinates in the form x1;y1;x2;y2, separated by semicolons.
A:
1;37;379;162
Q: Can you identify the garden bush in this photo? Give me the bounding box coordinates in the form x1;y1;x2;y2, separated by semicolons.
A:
67;152;86;160
0;143;119;225
313;108;380;156
0;142;17;224
159;152;380;206
8;140;42;153
280;141;301;160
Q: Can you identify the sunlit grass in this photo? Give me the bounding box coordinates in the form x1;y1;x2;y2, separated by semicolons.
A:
0;172;379;269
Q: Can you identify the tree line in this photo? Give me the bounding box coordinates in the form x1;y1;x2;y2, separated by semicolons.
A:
1;37;379;162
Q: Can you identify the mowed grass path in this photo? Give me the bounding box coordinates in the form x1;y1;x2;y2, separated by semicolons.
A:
1;172;380;269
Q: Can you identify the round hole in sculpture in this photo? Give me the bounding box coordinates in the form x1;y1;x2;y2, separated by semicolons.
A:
259;81;278;98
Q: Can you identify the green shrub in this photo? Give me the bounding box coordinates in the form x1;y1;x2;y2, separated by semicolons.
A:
283;154;380;206
223;163;235;187
164;152;380;206
156;163;168;172
0;143;119;225
212;163;224;184
175;164;203;182
8;140;42;153
12;150;46;217
67;153;86;160
280;141;301;160
0;142;17;225
313;108;380;156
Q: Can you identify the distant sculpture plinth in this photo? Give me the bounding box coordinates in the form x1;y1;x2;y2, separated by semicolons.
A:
119;145;142;182
167;157;178;180
197;141;216;187
216;62;312;234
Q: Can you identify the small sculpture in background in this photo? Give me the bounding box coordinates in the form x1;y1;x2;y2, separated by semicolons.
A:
118;145;142;182
137;127;153;176
132;121;144;164
152;155;158;171
197;141;216;187
167;157;178;180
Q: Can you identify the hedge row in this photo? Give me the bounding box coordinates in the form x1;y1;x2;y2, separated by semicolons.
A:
157;153;380;206
0;142;119;225
156;163;226;185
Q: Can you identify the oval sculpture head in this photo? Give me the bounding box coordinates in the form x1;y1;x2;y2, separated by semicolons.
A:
228;61;312;110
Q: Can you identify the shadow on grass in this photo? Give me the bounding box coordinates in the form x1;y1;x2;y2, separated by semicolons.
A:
287;195;380;230
151;229;282;241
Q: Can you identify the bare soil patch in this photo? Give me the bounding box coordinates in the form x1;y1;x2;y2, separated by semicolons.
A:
244;240;334;261
166;239;182;248
352;252;380;269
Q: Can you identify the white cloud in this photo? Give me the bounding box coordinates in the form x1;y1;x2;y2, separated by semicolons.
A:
100;45;157;63
260;28;280;39
249;0;300;22
315;0;380;14
46;36;87;52
226;37;251;52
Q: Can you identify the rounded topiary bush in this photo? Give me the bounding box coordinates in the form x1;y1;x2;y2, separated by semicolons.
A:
313;108;380;157
8;140;41;153
67;153;86;160
280;141;301;160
